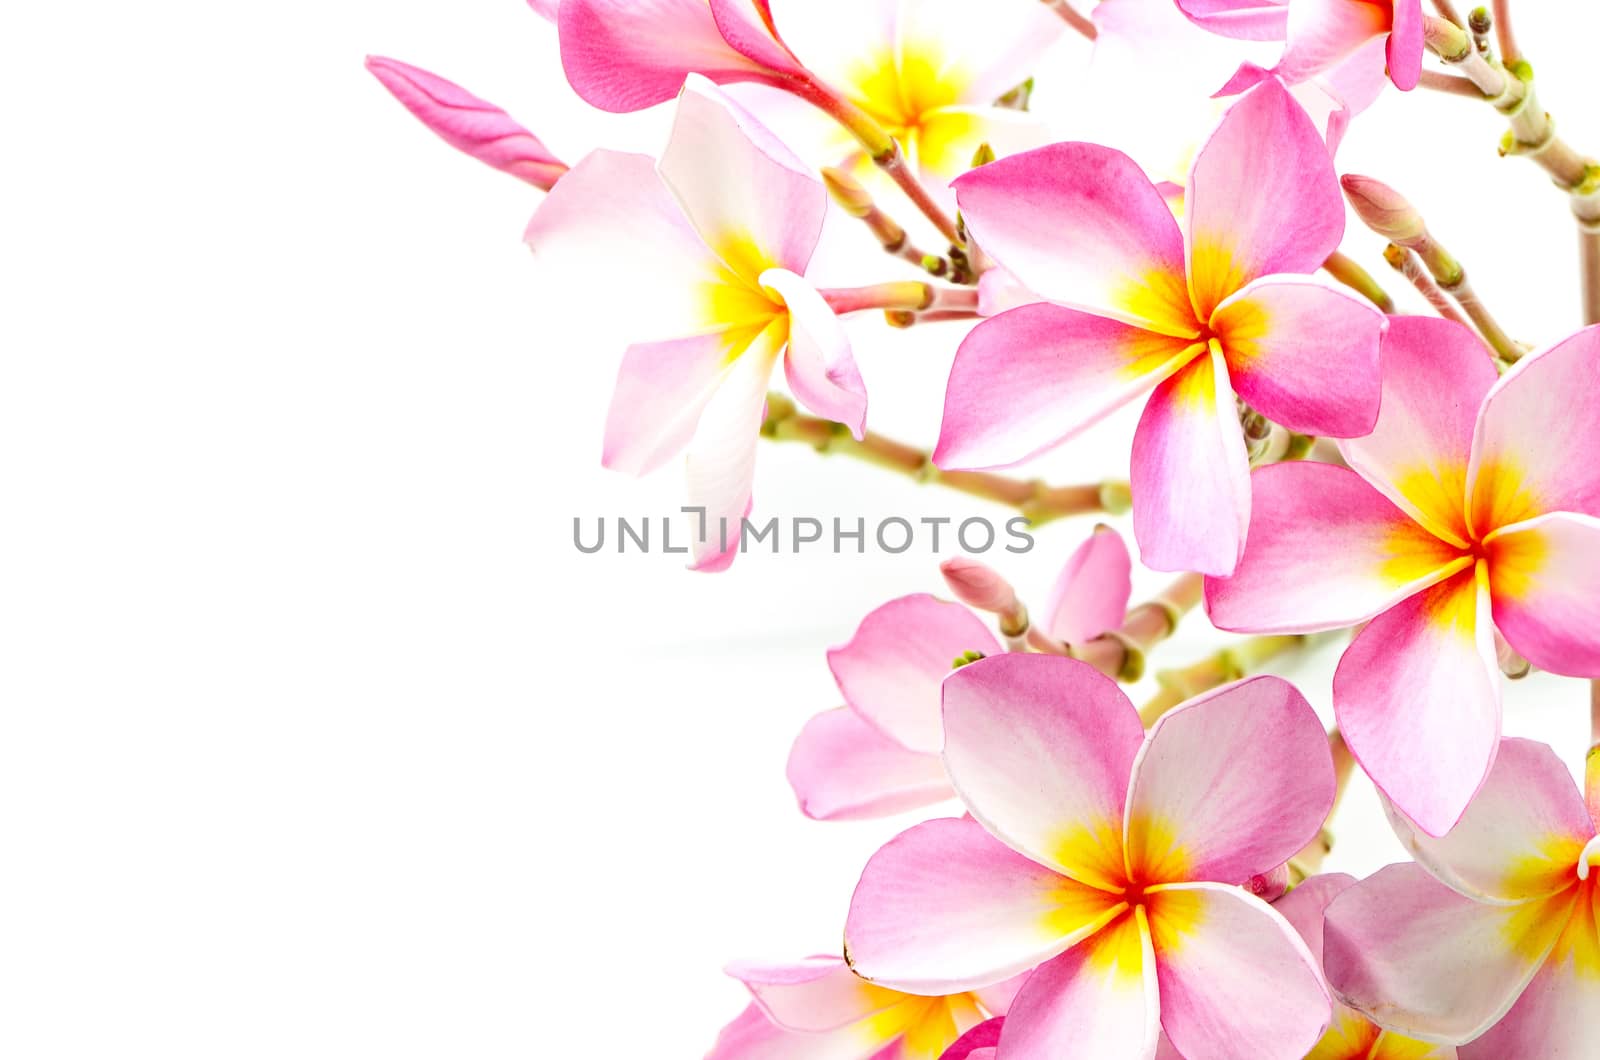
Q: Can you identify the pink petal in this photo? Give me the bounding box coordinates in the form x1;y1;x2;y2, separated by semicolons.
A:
1130;344;1251;576
996;912;1161;1060
828;594;1001;755
975;269;1037;317
1460;923;1600;1060
364;57;566;189
707;0;808;79
705;1000;900;1059
844;817;1124;994
1487;512;1600;676
762;269;866;439
1383;737;1595;904
786;708;952;822
728;955;899;1033
1386;0;1425;91
602;334;733;476
1468;324;1600;537
527;0;559;18
1272;873;1358;965
1274;0;1393;87
1148;883;1330;1060
660;77;827;279
1174;0;1290;41
1323;863;1568;1043
1335;569;1502;837
941;654;1146;891
1042;526;1134;645
951;144;1197;336
1205;462;1468;635
1184;79;1344;319
1211;276;1384;437
940;1018;1002;1060
1339;317;1497;548
1126;676;1335;886
934;304;1197;471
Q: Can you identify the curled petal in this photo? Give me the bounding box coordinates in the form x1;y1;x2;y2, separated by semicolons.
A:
1174;0;1290;41
762;269;866;439
786;707;951;821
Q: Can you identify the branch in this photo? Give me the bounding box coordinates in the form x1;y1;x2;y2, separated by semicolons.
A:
1041;0;1097;40
822;167;949;277
1491;0;1523;68
1383;243;1472;328
1137;633;1321;726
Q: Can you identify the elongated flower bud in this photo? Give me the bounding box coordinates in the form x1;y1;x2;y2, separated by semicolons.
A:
1340;174;1426;243
366;56;567;190
940;557;1019;617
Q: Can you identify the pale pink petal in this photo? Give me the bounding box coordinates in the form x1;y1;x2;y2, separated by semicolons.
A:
1297;37;1390;155
1149;883;1330;1060
1340;316;1497;547
1274;0;1392;87
1174;0;1290;41
364;57;567;189
1460;923;1600;1060
941;654;1146;891
1486;512;1600;676
895;0;1066;105
1185;79;1344;318
602;334;732;476
828;594;1001;755
728;956;899;1033
940;1018;1002;1060
1130;345;1251;576
1211;276;1384;437
1323;863;1568;1043
951;144;1197;336
761;269;866;439
1468;325;1600;537
1042;526;1133;645
844;817;1125;994
1387;0;1425;91
786;708;952;821
527;0;559;20
1126;676;1335;885
1383;737;1595;904
1273;873;1358;964
660;76;827;279
705;1001;897;1059
1335;569;1501;837
934;305;1197;471
975;269;1036;317
996;912;1161;1060
1206;462;1468;635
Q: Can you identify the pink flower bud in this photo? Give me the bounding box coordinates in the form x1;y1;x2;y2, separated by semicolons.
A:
365;56;567;190
1249;864;1291;902
1340;174;1426;243
940;557;1020;617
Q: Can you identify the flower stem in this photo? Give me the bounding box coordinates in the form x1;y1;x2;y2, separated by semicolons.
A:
1136;634;1316;727
1583;228;1600;326
1384;244;1473;328
1323;251;1396;312
760;393;1129;525
1041;0;1097;40
1491;0;1523;68
1417;69;1485;98
821;167;949;277
1430;0;1467;25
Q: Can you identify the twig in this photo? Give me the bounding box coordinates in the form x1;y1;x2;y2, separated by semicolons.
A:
1583;227;1600;326
1385;244;1474;327
818;282;977;316
1040;0;1097;40
1430;0;1467;26
1491;0;1522;68
1417;69;1485;98
1323;250;1396;311
1136;634;1317;727
821;167;948;276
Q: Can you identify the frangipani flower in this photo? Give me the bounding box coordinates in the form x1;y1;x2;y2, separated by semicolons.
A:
365;56;568;189
1323;738;1600;1057
788;529;1132;821
845;656;1336;1058
525;75;866;571
1276;874;1457;1059
1207;318;1600;835
1176;0;1425;93
708;956;1019;1059
937;78;1384;576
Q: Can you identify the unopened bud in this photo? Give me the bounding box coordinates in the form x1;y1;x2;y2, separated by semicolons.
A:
1341;174;1427;244
821;167;873;218
1249;864;1291;902
951;650;988;670
971;142;996;168
941;556;1021;617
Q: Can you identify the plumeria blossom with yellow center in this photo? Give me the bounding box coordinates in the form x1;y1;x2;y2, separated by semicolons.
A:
1207;317;1600;836
1323;738;1600;1058
707;955;1021;1060
844;656;1337;1059
935;78;1385;577
524;75;867;571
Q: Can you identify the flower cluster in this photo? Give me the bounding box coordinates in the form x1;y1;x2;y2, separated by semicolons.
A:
370;1;1600;1056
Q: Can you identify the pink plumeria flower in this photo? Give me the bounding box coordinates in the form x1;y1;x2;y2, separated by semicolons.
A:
708;956;1019;1060
1323;738;1600;1057
365;56;568;189
1275;874;1458;1059
936;79;1384;576
844;656;1337;1058
1207;318;1600;835
1176;0;1425;93
939;1018;1002;1060
524;75;866;571
788;529;1132;821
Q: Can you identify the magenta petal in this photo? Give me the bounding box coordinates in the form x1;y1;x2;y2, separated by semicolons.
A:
786;708;952;821
1042;526;1133;645
941;1018;1003;1060
707;0;808;79
1386;0;1425;90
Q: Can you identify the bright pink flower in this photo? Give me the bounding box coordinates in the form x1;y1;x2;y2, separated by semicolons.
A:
707;956;1019;1059
524;76;866;571
1207;318;1600;835
938;79;1384;575
364;57;568;189
844;656;1336;1059
1322;739;1600;1057
1176;0;1424;92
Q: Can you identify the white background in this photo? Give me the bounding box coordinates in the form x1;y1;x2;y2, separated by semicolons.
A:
3;1;1596;1056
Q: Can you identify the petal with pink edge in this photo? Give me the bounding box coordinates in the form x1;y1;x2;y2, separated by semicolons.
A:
708;0;808;79
951;144;1197;336
1130;344;1251;576
940;1018;1002;1060
759;269;867;439
996;911;1161;1060
1387;0;1425;92
1148;883;1330;1060
1211;276;1384;437
1042;526;1133;646
935;304;1198;471
1340;317;1496;547
602;333;732;476
786;707;952;821
1383;737;1595;904
828;594;1001;755
844;817;1126;994
1185;79;1344;319
1205;462;1468;635
1334;567;1501;837
1174;0;1290;41
1487;512;1600;677
1461;905;1600;1060
705;1001;907;1060
728;955;900;1033
1126;676;1335;886
1323;863;1569;1043
941;654;1146;891
1273;0;1392;87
